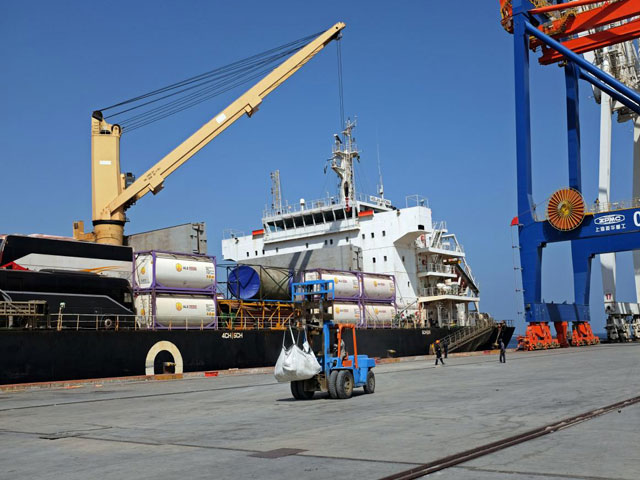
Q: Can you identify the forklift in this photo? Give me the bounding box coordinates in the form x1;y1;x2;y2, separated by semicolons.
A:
290;322;376;400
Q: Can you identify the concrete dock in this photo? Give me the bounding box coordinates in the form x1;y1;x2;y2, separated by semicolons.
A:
0;344;638;480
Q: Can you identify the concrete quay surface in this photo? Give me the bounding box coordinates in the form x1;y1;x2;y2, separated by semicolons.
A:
0;344;638;480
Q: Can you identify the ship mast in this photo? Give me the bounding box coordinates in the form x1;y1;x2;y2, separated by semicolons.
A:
331;119;359;212
270;170;283;215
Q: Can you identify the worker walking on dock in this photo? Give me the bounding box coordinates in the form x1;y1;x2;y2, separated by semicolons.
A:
499;339;506;363
434;340;444;366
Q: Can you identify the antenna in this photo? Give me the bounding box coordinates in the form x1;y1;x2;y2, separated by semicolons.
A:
270;170;283;214
377;142;384;199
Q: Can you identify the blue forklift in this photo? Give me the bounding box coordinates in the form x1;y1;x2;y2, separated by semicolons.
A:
290;322;376;400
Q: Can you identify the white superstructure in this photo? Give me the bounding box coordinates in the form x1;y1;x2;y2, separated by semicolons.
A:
222;121;480;327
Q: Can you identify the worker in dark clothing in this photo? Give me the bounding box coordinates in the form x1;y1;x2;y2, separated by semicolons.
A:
499;339;506;363
434;340;445;366
443;339;449;359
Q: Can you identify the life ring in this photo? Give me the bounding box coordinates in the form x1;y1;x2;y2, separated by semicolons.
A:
422;260;427;265
145;340;184;375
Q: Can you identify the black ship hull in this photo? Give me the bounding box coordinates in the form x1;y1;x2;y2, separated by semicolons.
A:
0;325;514;385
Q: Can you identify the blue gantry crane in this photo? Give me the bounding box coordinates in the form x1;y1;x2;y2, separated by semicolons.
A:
501;0;640;348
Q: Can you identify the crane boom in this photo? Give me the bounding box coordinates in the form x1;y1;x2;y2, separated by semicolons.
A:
74;22;345;245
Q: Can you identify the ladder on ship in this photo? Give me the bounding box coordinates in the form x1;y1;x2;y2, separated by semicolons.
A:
430;319;496;354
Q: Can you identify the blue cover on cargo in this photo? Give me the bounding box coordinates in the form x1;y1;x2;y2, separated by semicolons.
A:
228;265;260;300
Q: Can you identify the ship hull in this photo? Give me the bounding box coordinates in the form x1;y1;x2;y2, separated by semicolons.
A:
0;325;514;385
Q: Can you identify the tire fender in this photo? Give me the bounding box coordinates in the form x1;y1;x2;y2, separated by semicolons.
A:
145;340;184;375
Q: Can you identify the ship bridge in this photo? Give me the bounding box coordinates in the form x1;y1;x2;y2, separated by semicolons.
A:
260;194;392;244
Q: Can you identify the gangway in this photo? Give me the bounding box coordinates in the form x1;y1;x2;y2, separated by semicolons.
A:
430;318;497;354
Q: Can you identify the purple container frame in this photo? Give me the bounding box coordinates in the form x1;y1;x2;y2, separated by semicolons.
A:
133;249;218;330
302;268;397;328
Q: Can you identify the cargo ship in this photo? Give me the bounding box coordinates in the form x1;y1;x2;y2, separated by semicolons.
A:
0;121;513;385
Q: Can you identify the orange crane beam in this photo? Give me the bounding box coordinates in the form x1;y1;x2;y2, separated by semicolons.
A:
531;0;640;48
539;18;640;64
530;0;613;15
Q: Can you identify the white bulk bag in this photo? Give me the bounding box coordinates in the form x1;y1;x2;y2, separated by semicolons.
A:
274;327;321;383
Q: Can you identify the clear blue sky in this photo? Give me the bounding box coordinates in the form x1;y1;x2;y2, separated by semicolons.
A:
1;1;638;334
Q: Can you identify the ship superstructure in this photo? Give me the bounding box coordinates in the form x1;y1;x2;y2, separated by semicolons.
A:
222;121;481;327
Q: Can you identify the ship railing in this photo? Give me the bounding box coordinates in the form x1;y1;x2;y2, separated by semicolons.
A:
262;195;342;218
361;318;398;329
0;313;296;331
434;242;464;253
262;192;386;219
416;263;455;275
223;229;245;239
405;194;429;208
420;285;467;297
417;240;464;254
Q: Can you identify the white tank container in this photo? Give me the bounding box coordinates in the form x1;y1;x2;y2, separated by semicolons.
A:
330;303;362;324
363;304;396;325
361;274;395;301
135;253;215;290
304;270;360;298
135;294;216;328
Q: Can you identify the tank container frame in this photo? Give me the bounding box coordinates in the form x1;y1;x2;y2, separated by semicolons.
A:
300;268;398;328
133;250;217;329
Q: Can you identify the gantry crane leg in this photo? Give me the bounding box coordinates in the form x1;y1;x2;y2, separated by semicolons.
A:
598;94;617;308
633;117;640;302
507;0;640;350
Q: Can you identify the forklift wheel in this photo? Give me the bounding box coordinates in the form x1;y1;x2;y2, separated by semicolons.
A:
291;380;314;400
336;370;354;399
363;370;375;394
290;381;302;400
328;370;339;399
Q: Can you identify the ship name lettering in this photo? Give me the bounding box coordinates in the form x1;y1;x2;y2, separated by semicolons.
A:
222;332;243;339
634;211;640;227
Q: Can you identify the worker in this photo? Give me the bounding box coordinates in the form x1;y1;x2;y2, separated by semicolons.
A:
332;334;347;360
499;339;506;363
443;339;449;359
434;340;444;366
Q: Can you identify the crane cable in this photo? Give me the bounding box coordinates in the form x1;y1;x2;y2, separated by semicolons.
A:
336;38;345;130
96;30;323;133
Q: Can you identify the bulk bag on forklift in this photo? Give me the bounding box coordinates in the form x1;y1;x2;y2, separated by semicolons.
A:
274;327;321;382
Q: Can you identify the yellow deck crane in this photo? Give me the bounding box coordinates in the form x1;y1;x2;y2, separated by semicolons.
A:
73;22;345;246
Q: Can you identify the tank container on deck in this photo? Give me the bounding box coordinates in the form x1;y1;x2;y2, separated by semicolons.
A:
361;274;395;301
330;302;362;324
363;304;396;325
135;294;216;328
135;253;215;290
228;265;292;301
303;270;360;299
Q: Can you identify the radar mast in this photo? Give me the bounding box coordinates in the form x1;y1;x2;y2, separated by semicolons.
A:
331;119;360;212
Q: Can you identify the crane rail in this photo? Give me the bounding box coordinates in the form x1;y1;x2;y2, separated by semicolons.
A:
378;394;640;480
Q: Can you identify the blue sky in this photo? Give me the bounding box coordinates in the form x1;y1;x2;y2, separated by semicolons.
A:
1;1;638;334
